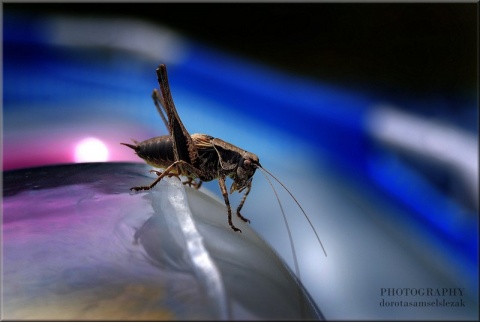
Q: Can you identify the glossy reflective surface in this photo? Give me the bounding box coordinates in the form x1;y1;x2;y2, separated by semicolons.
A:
3;163;322;320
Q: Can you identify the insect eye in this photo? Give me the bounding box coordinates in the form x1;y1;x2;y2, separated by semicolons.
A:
244;159;252;168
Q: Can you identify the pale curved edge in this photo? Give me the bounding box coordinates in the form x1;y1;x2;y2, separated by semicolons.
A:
164;177;230;319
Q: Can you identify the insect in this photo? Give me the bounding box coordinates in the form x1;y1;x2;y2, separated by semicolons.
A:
122;64;327;264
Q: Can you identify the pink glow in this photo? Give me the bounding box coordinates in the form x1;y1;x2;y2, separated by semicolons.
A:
2;122;153;171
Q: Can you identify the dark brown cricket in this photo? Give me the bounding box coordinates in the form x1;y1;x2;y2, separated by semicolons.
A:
122;64;326;260
122;64;260;232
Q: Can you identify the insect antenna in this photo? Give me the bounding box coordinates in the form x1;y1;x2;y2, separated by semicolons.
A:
257;166;328;258
258;169;301;280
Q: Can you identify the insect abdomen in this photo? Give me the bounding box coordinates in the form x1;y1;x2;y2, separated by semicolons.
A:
122;136;175;169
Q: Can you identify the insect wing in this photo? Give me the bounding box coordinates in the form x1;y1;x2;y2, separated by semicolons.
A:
191;133;214;149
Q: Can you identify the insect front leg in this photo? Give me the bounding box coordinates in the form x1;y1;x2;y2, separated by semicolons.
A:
236;183;252;224
151;89;169;131
218;175;242;233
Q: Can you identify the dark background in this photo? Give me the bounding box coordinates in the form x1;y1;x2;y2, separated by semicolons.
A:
5;3;477;97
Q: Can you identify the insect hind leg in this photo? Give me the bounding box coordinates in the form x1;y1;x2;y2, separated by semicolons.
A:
150;170;202;189
149;169;180;179
131;162;187;191
152;89;169;131
131;160;206;192
182;177;203;189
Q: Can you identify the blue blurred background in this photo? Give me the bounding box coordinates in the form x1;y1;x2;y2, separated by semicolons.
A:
3;3;478;320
